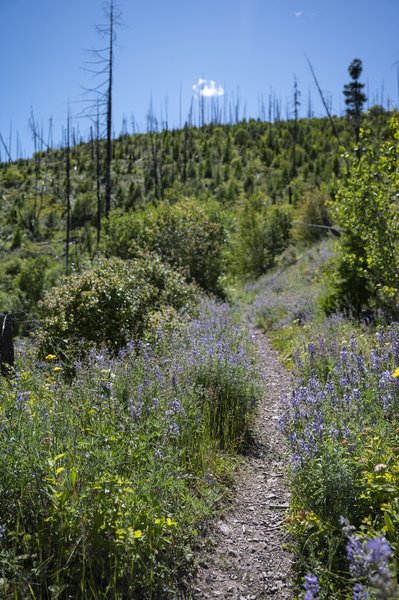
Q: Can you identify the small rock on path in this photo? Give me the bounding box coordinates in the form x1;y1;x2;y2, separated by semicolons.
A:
190;324;293;599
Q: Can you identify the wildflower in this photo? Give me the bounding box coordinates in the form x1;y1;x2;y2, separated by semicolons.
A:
128;400;144;421
133;529;143;539
16;391;29;405
353;582;369;599
303;573;319;599
53;366;62;373
391;367;399;378
170;397;185;416
374;463;387;472
45;354;56;361
343;520;395;597
169;422;180;436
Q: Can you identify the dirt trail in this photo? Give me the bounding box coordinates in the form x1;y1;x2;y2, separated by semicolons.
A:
190;324;293;599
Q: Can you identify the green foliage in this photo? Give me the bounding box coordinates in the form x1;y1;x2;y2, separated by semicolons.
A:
37;255;197;362
229;195;292;279
282;324;399;597
71;192;97;228
103;198;228;295
325;116;399;316
343;58;367;149
0;253;63;334
293;187;332;242
2;165;25;188
0;301;258;598
0;113;393;324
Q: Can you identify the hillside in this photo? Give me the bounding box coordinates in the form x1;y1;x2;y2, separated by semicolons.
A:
0;110;391;333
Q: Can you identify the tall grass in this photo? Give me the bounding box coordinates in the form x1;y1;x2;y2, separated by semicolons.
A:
0;300;259;598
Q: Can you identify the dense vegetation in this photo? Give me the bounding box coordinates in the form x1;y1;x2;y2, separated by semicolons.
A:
0;300;258;597
0;111;389;332
1;104;399;598
248;114;399;597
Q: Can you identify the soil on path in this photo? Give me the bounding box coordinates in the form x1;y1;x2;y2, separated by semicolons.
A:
189;324;293;599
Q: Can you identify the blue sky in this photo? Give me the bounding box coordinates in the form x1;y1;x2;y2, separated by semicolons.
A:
1;0;398;158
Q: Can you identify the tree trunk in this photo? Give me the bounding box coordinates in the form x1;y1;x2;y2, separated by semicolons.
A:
0;314;14;376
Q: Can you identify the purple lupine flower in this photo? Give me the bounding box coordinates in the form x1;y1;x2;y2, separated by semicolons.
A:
169;422;179;436
307;343;316;361
303;573;319;599
16;391;29;406
370;350;382;372
129;400;144;421
365;536;392;565
352;582;369;599
170;398;185;416
343;519;395;598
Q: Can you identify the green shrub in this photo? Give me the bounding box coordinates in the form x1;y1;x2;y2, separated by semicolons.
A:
326;116;399;316
102;198;228;296
71;192;97;228
229;195;292;279
36;255;197;362
293;187;332;242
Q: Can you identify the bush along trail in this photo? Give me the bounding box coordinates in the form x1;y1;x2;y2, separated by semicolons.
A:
191;321;293;599
0;296;260;599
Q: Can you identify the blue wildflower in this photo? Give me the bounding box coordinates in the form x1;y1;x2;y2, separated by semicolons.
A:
303;573;319;599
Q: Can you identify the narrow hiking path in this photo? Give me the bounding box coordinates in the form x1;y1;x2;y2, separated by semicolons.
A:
190;323;293;599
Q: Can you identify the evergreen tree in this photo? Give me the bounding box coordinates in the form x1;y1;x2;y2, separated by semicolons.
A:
343;58;367;156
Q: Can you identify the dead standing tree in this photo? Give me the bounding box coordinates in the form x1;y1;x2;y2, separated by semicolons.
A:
79;1;122;220
306;56;350;172
65;106;71;274
0;314;14;377
291;76;301;179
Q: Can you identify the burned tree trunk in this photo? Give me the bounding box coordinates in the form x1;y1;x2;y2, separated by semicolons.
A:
0;314;14;376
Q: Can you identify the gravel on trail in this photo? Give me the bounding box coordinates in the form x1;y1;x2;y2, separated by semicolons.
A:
189;324;294;599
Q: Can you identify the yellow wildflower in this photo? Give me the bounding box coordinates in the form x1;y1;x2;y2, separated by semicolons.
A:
53;366;62;373
391;367;399;378
45;354;56;361
133;529;143;539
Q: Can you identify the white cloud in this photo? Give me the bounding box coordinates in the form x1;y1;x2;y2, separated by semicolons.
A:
192;78;225;98
294;10;303;17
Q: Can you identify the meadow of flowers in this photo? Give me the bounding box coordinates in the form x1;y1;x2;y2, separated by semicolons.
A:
281;320;399;598
247;239;399;598
244;240;334;363
0;300;259;598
